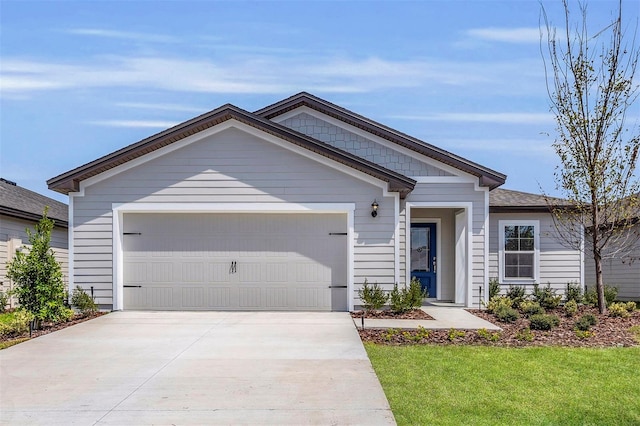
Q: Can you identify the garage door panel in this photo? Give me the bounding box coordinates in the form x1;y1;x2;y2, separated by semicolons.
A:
123;213;347;311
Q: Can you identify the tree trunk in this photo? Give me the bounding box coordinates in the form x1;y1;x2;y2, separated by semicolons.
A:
593;248;607;314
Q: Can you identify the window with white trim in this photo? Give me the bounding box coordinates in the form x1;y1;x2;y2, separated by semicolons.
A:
499;220;539;282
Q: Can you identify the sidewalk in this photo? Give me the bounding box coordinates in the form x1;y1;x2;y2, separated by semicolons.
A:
355;306;501;331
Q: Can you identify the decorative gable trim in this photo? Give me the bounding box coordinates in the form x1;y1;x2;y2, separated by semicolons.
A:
257;92;506;189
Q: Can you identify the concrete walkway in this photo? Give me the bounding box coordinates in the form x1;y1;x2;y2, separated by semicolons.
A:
356;306;501;330
0;311;395;425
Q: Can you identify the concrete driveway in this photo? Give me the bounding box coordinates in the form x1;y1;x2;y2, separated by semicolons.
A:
0;311;395;425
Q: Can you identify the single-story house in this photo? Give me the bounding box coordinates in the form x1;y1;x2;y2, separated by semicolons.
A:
1;178;69;308
47;93;583;311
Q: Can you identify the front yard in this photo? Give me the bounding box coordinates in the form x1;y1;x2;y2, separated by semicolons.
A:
366;344;640;426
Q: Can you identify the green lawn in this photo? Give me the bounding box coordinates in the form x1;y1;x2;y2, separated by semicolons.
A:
365;344;640;426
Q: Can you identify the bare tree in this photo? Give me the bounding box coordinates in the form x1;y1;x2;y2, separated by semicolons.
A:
542;0;640;313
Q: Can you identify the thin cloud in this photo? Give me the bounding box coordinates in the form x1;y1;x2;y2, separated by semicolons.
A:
88;120;179;128
391;112;553;125
0;54;544;99
66;28;178;43
466;27;541;43
439;138;555;156
115;102;205;113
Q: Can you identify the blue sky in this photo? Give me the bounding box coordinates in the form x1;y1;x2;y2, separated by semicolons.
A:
1;0;638;203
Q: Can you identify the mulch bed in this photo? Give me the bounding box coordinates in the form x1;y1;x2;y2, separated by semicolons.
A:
358;306;640;347
1;312;106;343
350;309;434;320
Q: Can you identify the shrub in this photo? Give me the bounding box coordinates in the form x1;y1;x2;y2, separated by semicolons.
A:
448;328;465;341
358;279;388;312
583;285;618;307
564;299;578;317
488;278;500;299
408;277;427;307
515;327;534;342
575;330;594;339
71;286;97;315
624;301;637;312
532;283;562;310
6;208;69;324
486;296;513;314
564;282;583;304
608;302;631;318
519;300;545;317
0;309;34;337
389;283;411;313
477;328;501;342
495;305;520;323
529;313;560;330
574;314;597;331
0;289;9;313
506;285;526;308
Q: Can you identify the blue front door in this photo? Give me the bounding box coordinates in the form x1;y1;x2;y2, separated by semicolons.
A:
411;223;437;298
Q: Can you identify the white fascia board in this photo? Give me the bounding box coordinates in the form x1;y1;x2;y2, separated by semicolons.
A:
272;106;477;181
75;119;392;198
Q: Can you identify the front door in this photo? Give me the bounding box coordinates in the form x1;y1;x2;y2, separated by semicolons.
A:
411;223;437;298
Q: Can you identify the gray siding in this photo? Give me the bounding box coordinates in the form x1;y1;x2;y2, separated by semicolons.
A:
1;215;68;305
585;225;640;300
72;126;396;308
489;212;582;296
280;113;453;177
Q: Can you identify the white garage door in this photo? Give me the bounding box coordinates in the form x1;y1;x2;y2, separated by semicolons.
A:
122;213;348;311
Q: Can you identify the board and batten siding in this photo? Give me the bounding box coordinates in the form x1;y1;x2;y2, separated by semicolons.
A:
1;215;68;306
401;183;488;307
71;126;397;309
584;224;640;300
489;212;582;295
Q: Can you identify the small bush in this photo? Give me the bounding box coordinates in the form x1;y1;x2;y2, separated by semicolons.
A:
624;301;637;312
564;299;578;317
448;328;465;341
477;328;501;342
486;296;513;314
583;285;618;307
495;305;520;323
608;302;631;318
389;283;411;313
0;309;34;337
383;328;400;342
506;285;526;308
529;313;560;330
574;314;597;331
488;278;500;299
532;283;562;310
0;289;9;313
515;327;534;342
71;286;98;315
358;279;388;312
519;300;545;317
564;282;583;304
575;330;594;339
408;277;427;306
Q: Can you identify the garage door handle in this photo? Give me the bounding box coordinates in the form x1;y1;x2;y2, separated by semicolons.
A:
124;285;142;288
328;285;347;288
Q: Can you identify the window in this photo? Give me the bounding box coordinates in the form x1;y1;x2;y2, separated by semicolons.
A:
499;220;539;282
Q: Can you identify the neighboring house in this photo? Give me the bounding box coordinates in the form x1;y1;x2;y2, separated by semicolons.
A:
584;198;640;301
47;93;582;311
0;178;69;307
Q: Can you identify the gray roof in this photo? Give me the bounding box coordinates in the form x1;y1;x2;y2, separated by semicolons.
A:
0;178;68;227
490;188;571;212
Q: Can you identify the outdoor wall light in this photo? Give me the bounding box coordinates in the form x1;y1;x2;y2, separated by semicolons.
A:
371;200;379;217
